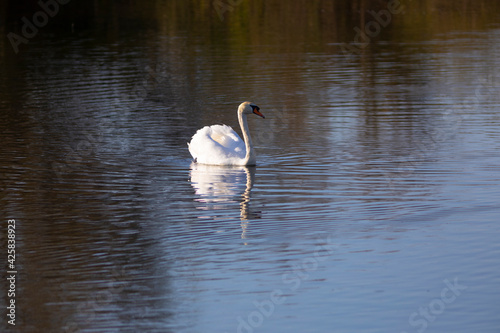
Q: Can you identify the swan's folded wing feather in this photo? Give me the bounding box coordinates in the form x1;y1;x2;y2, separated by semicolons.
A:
188;125;246;164
208;125;243;150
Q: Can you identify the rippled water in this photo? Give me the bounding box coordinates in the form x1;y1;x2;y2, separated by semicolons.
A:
1;2;500;332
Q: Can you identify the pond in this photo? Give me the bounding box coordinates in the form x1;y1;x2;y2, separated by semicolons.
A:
1;1;500;332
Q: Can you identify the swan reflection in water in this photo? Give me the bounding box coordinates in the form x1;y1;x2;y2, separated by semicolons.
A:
189;163;260;239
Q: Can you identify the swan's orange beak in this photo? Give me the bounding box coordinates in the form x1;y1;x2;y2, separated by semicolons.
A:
253;109;265;118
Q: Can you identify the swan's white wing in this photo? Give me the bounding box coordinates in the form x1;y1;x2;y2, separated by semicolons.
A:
188;124;246;165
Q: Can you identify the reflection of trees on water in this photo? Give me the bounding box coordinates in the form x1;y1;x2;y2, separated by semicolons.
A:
2;0;500;55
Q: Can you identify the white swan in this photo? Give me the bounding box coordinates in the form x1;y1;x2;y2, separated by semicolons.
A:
188;101;265;166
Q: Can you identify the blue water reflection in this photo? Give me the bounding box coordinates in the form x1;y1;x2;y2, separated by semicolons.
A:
1;2;500;332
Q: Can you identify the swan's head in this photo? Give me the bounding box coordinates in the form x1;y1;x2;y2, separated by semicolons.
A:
239;101;265;119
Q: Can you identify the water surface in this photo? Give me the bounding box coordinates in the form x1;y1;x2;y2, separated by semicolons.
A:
1;1;500;332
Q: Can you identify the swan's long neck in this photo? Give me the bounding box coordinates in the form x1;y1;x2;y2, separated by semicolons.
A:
238;110;256;166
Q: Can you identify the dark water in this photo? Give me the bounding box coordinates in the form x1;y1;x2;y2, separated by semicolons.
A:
1;1;500;332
